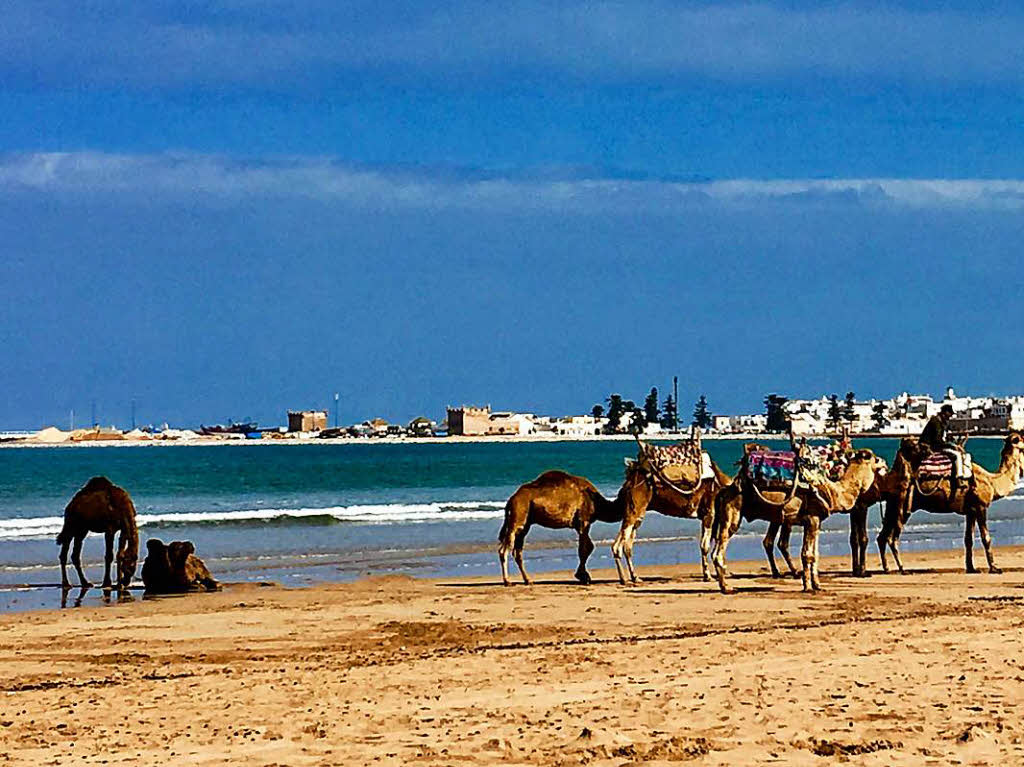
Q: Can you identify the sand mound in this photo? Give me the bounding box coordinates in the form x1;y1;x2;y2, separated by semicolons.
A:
32;426;70;443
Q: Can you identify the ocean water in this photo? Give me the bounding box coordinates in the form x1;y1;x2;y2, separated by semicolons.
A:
1;438;1021;611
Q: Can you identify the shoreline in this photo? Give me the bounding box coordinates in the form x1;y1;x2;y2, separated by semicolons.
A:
0;432;1006;449
2;545;1024;764
4;540;1020;617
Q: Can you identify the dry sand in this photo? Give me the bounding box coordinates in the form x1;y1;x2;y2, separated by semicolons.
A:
3;548;1024;766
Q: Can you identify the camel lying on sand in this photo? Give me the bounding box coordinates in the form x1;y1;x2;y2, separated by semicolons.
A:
612;441;733;584
57;477;139;591
712;448;885;593
498;462;652;586
877;431;1024;575
142;539;220;593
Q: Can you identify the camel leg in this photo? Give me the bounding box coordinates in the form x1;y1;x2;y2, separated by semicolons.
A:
498;526;516;586
977;509;1001;574
575;524;595;585
778;522;798;577
889;512;907;575
850;505;869;577
876;508;891;574
115;531;131;590
71;534;91;588
964;513;978;574
512;525;532;585
623;523;642;584
611;523;631;585
713;495;741;594
699;513;713;582
763;520;782;578
102;531;115;589
801;517;821;592
59;537;72;589
812;519;822;591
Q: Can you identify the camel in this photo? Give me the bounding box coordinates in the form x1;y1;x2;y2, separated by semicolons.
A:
611;443;733;584
498;462;652;586
141;539;220;593
877;431;1024;575
762;455;891;579
56;477;139;591
711;448;884;593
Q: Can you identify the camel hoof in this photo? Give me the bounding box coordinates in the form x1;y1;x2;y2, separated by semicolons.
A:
630;577;643;585
502;580;512;587
990;567;1003;575
966;567;980;575
575;572;593;585
80;580;94;588
719;586;734;595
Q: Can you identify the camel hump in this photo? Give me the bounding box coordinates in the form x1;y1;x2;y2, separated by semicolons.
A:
80;476;117;493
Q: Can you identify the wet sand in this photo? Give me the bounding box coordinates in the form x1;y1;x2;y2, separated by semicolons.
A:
2;547;1024;765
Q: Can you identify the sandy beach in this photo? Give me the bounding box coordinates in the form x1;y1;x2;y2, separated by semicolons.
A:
2;547;1023;766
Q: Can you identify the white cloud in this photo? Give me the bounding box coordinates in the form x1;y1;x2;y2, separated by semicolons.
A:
2;2;1024;87
3;152;1024;211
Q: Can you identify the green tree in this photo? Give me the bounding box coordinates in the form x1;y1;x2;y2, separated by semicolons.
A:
605;394;624;432
628;407;646;434
692;394;712;429
660;394;677;430
591;404;604;419
827;394;842;430
871;401;889;431
764;394;789;432
843;391;857;424
644;387;660;424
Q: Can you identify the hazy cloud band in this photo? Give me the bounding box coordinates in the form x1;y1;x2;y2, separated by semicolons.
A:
3;152;1024;211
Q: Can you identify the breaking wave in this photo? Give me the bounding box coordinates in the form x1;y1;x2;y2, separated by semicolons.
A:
0;501;507;540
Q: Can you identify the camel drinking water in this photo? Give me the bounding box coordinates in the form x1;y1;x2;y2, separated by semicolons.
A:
877;431;1024;575
56;476;139;591
498;462;652;586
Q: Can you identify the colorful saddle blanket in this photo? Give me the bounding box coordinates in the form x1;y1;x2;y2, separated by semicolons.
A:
746;450;797;484
645;442;714;482
918;451;972;480
918;453;953;478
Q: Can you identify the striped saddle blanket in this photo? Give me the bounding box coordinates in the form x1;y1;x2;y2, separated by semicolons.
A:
746;450;797;485
918;451;973;480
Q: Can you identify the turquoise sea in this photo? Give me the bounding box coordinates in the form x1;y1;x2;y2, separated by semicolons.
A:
1;438;1021;611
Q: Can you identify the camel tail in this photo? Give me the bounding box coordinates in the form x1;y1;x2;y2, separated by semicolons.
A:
56;525;71;547
497;503;514;546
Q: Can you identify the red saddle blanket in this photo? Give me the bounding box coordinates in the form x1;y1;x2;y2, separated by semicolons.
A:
918;452;953;478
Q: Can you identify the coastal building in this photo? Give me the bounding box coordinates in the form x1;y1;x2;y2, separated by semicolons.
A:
287;410;327;433
407;417;436;437
554;415;607;437
446;406;538;436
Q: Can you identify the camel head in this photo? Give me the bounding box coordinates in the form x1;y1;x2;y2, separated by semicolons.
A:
1003;431;1024;479
844;449;887;494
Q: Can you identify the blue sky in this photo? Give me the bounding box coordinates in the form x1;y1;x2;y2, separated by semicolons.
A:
2;1;1023;428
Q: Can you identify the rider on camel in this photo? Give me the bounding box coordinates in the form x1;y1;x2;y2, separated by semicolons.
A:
919;404;968;487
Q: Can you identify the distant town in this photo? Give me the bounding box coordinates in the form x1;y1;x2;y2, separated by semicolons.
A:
2;387;1022;446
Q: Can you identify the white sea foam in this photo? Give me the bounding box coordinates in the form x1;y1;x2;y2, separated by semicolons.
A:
0;501;508;540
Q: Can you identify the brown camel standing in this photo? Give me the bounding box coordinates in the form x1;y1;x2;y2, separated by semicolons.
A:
877;431;1024;575
712;449;884;593
57;477;139;591
764;460;891;579
498;462;652;586
611;450;733;584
